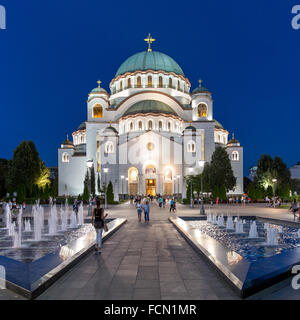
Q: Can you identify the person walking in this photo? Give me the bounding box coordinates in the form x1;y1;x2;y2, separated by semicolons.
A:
92;199;107;253
170;198;174;212
290;199;299;221
163;197;166;209
143;201;150;223
136;200;142;223
159;196;162;208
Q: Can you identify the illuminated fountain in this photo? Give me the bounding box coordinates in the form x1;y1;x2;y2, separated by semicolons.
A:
77;202;84;226
69;210;77;229
33;205;43;241
226;216;234;230
212;214;217;225
235;219;244;234
249;221;258;238
48;205;58;235
60;206;68;232
217;215;225;227
24;219;32;232
266;227;278;246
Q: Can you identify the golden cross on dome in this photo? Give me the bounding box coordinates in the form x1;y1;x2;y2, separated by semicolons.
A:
144;33;155;52
232;133;235;139
199;79;203;87
97;80;101;88
67;134;69;141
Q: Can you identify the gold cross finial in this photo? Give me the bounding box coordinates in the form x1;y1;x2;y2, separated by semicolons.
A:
67;134;69;141
97;80;101;88
199;79;203;87
144;33;155;52
232;133;235;139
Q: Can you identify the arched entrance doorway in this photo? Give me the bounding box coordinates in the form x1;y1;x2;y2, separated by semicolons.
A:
128;167;138;196
145;164;156;196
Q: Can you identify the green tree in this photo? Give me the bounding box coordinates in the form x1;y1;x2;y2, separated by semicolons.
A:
0;159;9;198
82;170;90;201
97;173;101;194
107;181;114;204
205;147;236;196
90;165;96;196
6;141;41;193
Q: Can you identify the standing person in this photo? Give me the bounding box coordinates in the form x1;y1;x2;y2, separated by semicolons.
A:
163;197;166;209
143;201;150;223
290;199;299;221
173;199;176;212
216;197;219;206
170;198;174;212
136;200;142;223
159;196;162;208
92;199;107;253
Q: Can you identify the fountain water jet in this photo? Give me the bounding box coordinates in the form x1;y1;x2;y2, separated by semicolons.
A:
77;202;84;226
266;227;278;246
217;215;225;227
24;219;32;232
212;214;217;225
226;216;234;230
69;210;77;229
235;219;244;234
249;221;258;238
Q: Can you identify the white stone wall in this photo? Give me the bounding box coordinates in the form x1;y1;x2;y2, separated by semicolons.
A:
226;146;244;195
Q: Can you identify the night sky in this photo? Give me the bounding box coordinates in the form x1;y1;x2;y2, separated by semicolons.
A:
0;0;299;174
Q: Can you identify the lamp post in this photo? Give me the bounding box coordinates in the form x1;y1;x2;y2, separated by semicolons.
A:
198;161;205;215
272;179;277;196
103;168;108;209
189;168;194;208
177;175;180;199
86;160;94;216
121;176;124;200
125;177;128;199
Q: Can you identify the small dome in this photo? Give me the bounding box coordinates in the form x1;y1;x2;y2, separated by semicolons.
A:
90;80;108;95
61;135;74;148
192;80;211;94
214;120;224;129
77;122;86;130
227;133;240;146
115;51;184;77
184;125;196;131
123;100;178;117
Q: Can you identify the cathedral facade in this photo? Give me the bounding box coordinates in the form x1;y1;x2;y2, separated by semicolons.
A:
58;35;243;200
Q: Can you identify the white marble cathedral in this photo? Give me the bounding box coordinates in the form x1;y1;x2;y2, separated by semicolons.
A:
58;35;243;200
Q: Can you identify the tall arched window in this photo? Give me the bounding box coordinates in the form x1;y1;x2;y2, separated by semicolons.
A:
148;120;153;130
138;121;143;130
105;141;114;154
93;104;103;118
127;78;131;88
137;76;141;88
148;76;152;87
159;76;163;88
130;122;134;131
120;81;123;91
177;80;180;90
158;121;163;130
169;77;173;88
197;103;208;118
232;151;239;161
187;141;196;153
168;121;171;131
62;152;69;163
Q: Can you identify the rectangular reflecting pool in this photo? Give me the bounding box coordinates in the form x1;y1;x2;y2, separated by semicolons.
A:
170;215;300;298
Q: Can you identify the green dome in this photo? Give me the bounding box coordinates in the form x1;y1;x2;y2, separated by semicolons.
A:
214;119;224;129
115;51;184;77
90;87;108;94
123;100;178;117
77;122;86;130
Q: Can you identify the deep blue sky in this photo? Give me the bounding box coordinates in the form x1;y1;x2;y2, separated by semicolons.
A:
0;0;299;174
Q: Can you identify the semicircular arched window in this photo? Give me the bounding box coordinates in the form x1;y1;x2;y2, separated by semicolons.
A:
187;141;196;153
138;121;143;130
232;151;239;161
197;103;208;118
148;76;152;88
62;152;69;163
127;78;131;88
93;104;103;118
105;141;114;154
137;76;141;88
159;76;163;88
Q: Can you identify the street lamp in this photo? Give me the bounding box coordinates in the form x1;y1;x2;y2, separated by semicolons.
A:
103;168;109;209
198;161;205;215
177;175;180;199
125;177;128;198
86;160;94;216
189;168;194;208
121;175;125;200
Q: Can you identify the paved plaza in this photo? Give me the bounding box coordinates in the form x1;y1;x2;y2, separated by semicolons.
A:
2;202;300;300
